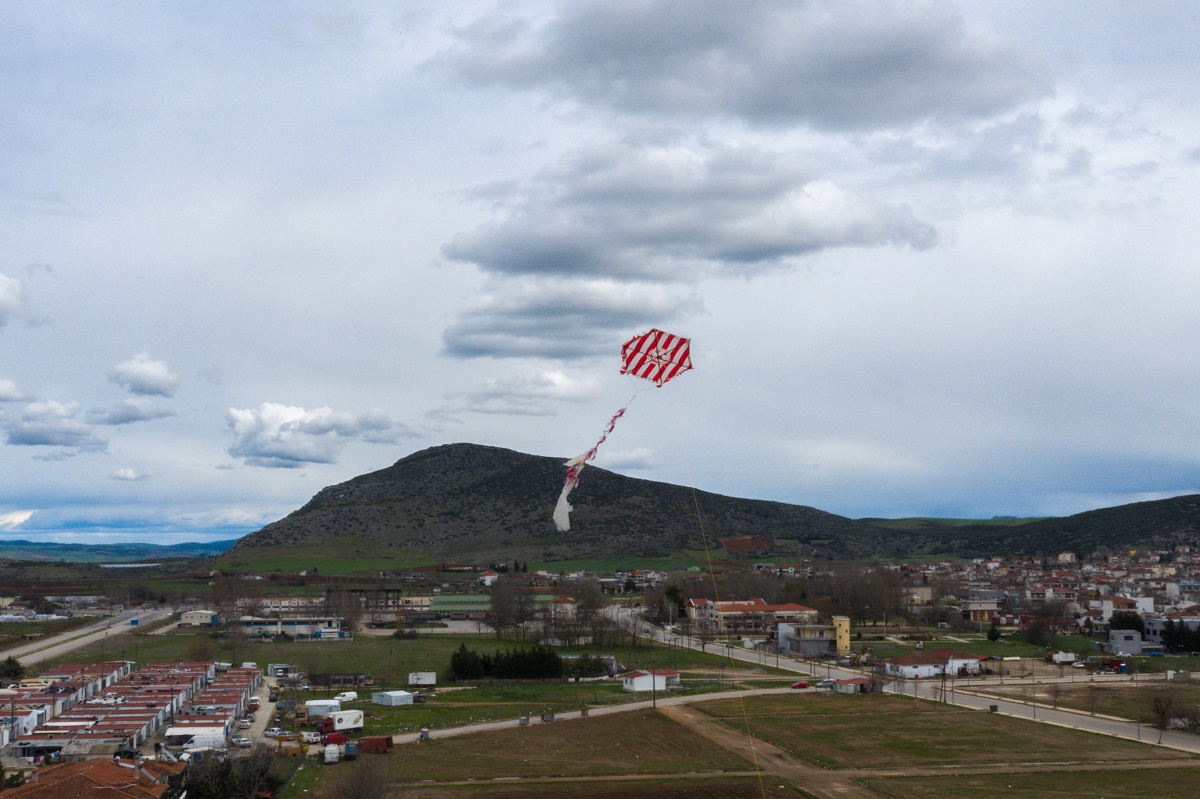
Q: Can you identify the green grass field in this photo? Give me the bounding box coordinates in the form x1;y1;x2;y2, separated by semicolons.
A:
696;693;1193;770
286;709;756;799
0;617;92;652
862;766;1200;798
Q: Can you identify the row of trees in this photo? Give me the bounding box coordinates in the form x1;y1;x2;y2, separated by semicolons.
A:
1159;619;1200;653
448;643;564;681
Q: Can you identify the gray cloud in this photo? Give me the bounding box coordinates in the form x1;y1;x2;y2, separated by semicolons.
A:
442;140;932;358
440;0;1047;131
109;353;181;397
88;398;177;426
3;400;108;454
226;402;412;468
443;276;701;359
445;142;937;283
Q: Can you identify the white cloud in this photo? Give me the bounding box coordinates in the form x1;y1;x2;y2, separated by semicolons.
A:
111;467;152;481
0;274;24;328
597;447;659;471
0;380;28;402
0;510;35;530
226;402;411;468
109;353;180;397
457;370;599;416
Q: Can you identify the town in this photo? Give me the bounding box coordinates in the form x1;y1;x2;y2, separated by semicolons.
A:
0;543;1198;798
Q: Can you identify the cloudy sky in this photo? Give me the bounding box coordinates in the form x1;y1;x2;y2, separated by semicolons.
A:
4;1;1200;544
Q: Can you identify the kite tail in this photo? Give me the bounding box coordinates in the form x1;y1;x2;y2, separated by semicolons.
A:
553;397;637;532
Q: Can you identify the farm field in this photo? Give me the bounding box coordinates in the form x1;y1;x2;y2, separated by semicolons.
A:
695;693;1191;770
282;685;1200;799
289;709;768;799
966;678;1200;725
861;765;1200;798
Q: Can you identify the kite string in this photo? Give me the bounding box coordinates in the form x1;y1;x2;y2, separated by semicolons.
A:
678;436;768;799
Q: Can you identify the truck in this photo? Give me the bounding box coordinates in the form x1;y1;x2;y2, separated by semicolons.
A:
314;710;364;735
323;744;340;764
358;736;393;754
1047;651;1077;664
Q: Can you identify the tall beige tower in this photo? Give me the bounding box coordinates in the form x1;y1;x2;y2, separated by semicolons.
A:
832;615;851;656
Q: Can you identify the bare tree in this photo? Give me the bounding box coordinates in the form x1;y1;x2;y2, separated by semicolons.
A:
489;577;518;638
184;634;218;662
1149;684;1182;743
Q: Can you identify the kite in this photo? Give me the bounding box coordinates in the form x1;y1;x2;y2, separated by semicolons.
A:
553;328;692;531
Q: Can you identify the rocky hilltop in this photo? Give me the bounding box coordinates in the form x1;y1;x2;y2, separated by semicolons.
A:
228;443;887;562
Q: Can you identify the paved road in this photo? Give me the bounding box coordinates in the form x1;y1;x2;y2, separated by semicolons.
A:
10;608;172;667
627;617;1200;755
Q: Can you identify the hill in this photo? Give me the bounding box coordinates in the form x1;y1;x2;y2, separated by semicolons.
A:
225;443;1200;565
227;443;900;563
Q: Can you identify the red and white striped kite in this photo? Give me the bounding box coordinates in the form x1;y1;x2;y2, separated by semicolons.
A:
553;328;692;531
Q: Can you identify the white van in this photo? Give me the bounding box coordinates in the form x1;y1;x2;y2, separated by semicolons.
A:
333;691;358;702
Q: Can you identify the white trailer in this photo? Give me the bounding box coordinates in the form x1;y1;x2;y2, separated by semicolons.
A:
408;672;436;687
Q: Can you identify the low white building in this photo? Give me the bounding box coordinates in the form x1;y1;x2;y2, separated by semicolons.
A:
621;669;678;692
180;610;217;627
371;690;414;706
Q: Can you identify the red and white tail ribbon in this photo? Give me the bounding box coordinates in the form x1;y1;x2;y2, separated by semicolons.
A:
552;406;627;532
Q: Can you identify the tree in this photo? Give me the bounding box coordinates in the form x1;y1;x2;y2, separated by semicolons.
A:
489;576;519;637
986;624;1002;642
1109;611;1145;634
0;758;25;790
1149;684;1182;743
0;656;24;682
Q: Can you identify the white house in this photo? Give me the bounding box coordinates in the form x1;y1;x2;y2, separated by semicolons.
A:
884;649;985;679
621;669;678;692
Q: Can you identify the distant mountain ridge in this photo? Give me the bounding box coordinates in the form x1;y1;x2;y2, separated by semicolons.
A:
227;443;1200;563
0;538;238;563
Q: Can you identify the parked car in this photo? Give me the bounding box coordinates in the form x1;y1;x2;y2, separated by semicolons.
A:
816;679;836;688
790;681;809;689
264;727;283;738
322;732;349;746
238;719;251;729
230;735;251;748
